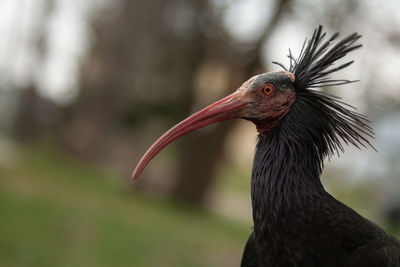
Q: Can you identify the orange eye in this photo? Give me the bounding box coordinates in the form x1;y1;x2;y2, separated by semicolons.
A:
263;84;274;95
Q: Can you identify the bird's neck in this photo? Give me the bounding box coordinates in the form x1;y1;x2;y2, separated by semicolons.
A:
251;129;327;263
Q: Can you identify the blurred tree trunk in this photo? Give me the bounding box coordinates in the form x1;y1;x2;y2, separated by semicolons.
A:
12;0;54;142
172;0;291;204
13;85;41;141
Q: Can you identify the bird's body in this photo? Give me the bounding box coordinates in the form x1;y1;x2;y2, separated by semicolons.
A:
132;26;400;266
241;132;400;266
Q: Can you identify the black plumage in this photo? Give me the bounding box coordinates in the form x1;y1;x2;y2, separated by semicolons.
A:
241;26;400;267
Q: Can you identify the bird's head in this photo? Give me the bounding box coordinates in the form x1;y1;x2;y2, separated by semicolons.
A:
133;25;373;180
132;71;296;179
235;71;296;133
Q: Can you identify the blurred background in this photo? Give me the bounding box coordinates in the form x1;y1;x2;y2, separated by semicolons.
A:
1;0;400;266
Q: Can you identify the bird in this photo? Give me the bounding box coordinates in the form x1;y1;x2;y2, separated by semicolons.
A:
132;26;400;266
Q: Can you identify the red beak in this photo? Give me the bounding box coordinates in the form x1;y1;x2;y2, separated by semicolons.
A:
132;90;249;180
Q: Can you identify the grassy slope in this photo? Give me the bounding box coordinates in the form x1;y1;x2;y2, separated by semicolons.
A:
0;146;250;267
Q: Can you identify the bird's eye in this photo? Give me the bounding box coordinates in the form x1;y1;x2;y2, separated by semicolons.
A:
263;84;275;95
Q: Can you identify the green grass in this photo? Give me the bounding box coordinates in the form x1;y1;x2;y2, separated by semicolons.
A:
0;145;250;267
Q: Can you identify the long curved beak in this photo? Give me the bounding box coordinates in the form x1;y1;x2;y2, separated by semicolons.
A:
132;90;249;180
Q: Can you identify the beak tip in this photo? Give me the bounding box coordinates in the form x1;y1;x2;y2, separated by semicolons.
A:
132;169;140;181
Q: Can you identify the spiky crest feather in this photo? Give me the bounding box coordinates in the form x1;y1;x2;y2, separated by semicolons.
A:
273;25;374;164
